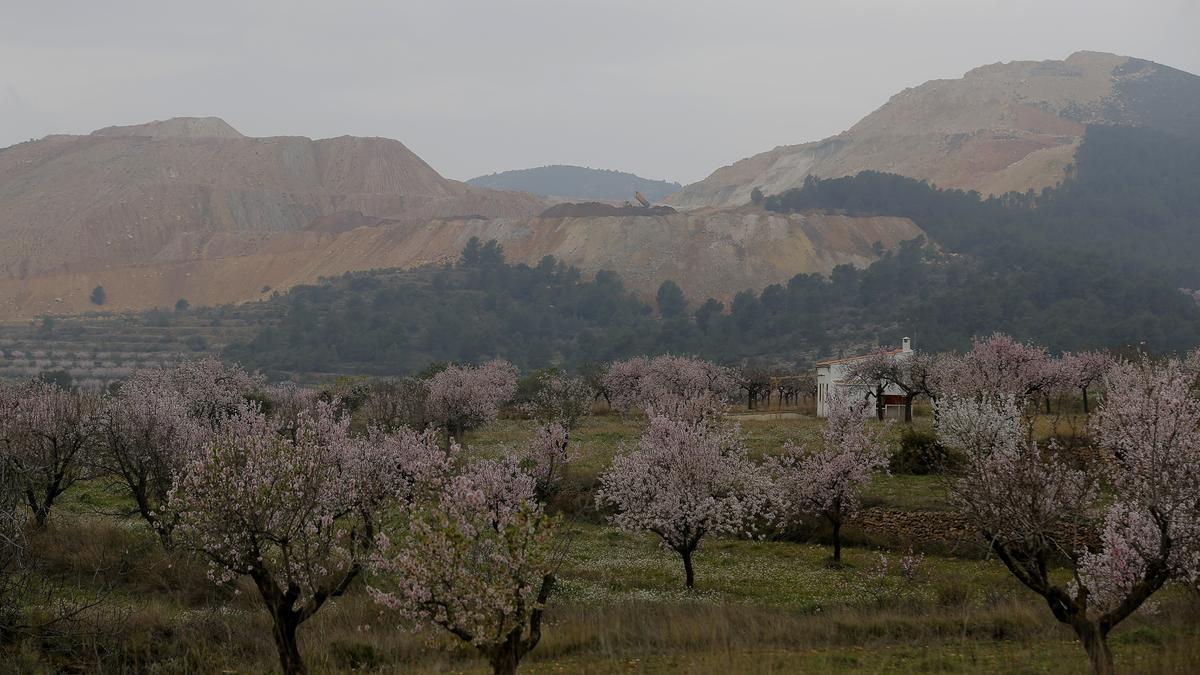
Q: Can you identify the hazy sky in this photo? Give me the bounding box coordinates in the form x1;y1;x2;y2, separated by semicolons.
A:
2;0;1197;184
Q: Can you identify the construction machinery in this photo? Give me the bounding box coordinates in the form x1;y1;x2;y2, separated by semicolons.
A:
634;191;650;208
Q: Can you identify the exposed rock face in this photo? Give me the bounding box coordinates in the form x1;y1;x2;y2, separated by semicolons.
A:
0;208;922;318
669;52;1200;208
0;118;546;280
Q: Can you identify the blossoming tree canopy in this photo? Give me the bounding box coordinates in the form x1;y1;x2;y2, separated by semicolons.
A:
523;373;594;431
603;355;738;421
2;378;99;527
596;415;772;588
1056;350;1115;413
936;356;1200;675
97;369;208;546
169;399;424;674
844;348;940;422
425;360;518;440
521;422;572;502
369;456;557;675
769;393;889;562
168;357;264;423
933;333;1062;403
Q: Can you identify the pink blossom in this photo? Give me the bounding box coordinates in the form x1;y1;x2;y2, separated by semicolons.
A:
168;357;263;423
933;333;1062;404
0;379;99;527
425;360;518;441
369;456;556;675
520;422;572;502
937;354;1200;674
522;373;593;431
769;393;889;562
169;399;443;673
603;355;737;422
97;369;209;546
596;416;772;587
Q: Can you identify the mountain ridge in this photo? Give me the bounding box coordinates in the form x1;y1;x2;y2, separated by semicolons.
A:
468;164;681;202
667;51;1200;208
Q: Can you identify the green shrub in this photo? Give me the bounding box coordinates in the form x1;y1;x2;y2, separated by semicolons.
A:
890;428;959;475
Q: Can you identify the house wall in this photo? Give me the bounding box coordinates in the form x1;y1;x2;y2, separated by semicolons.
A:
815;339;914;418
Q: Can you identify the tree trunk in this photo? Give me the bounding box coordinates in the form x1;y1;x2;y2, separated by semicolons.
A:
1081;387;1090;415
270;611;305;675
1075;622;1114;675
681;547;695;588
904;393;915;423
831;519;842;563
875;385;885;421
1045;396;1052;415
27;489;50;528
488;638;521;675
156;525;174;550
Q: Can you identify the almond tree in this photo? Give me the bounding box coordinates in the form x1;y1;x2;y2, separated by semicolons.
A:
937;356;1200;675
170;357;264;424
170;400;448;674
263;382;322;439
596;416;771;588
520;422;572;503
519;373;592;503
425;360;518;445
96;369;207;547
369;457;558;675
770;394;889;562
0;420;27;634
845;349;940;422
361;377;429;431
1057;351;1114;414
934;333;1061;406
604;355;737;422
1;379;98;527
523;372;593;432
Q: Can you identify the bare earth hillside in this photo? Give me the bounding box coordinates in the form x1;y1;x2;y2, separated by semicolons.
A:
0;208;921;318
668;51;1200;208
0;117;545;281
0;116;925;319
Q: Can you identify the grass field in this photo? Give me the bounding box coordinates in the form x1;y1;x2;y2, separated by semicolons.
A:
10;410;1200;673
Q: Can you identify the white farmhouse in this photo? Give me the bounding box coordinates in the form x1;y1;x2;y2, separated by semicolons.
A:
815;338;913;418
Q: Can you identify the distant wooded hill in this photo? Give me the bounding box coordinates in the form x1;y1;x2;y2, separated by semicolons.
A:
467;165;681;202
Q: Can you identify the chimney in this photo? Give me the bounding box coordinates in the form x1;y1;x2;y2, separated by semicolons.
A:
902;337;912;352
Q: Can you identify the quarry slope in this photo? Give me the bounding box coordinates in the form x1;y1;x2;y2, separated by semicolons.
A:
669;51;1200;208
0;117;545;280
0;210;921;319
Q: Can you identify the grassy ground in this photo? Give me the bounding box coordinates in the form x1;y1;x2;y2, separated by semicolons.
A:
9;411;1200;673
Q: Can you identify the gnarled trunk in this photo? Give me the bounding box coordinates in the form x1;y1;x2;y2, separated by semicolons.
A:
488;637;521;675
681;546;695;588
1074;621;1114;675
270;610;304;675
483;574;554;674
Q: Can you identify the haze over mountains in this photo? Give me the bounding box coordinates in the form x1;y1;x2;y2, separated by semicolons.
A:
1;51;1198;322
669;51;1200;208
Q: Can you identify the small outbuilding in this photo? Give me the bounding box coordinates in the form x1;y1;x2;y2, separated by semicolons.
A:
815;338;913;418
